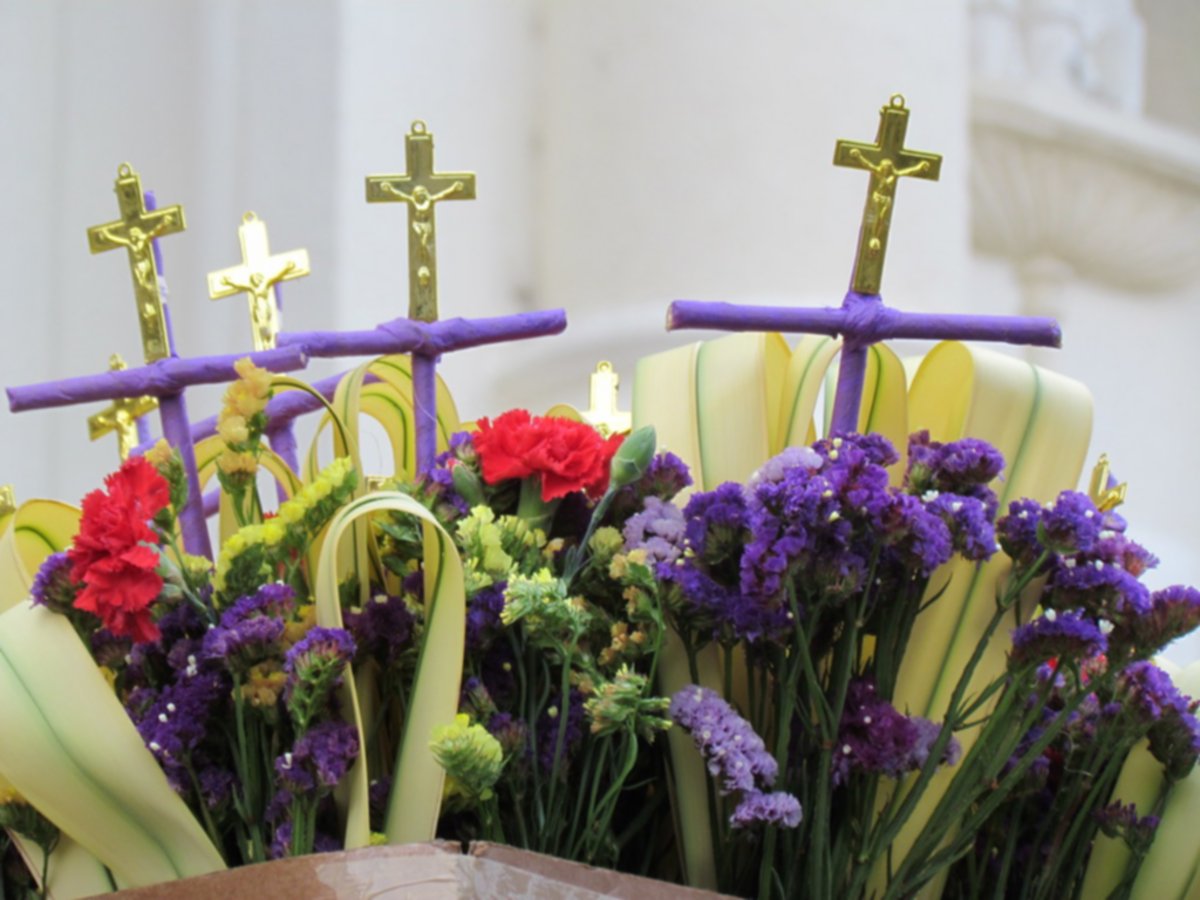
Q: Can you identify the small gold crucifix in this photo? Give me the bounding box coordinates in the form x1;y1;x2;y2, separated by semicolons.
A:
207;212;311;351
366;121;476;322
0;485;14;518
86;354;158;460
86;163;186;362
582;361;632;437
834;95;941;295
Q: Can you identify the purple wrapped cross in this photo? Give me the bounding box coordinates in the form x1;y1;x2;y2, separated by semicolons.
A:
5;167;309;558
666;95;1061;435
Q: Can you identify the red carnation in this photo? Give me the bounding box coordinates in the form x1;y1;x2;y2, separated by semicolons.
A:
68;456;171;643
473;410;624;502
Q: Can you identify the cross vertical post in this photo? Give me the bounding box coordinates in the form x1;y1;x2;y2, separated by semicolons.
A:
366;121;478;472
666;96;1061;437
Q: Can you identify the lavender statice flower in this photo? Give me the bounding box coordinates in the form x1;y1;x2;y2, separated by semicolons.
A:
202;612;285;674
906;431;1004;511
623;496;687;570
832;680;959;786
879;493;953;577
730;790;803;829
609;451;694;524
1094;801;1160;850
997;498;1046;569
1009;609;1108;670
133;666;230;793
683;483;749;565
466;583;507;652
537;688;585;773
344;593;415;668
486;711;529;759
1109;585;1200;661
284;627;356;731
749;446;821;486
1120;661;1200;780
926;493;997;562
294;720;360;788
670;686;777;794
1038;491;1102;555
197;766;235;812
29;551;78;614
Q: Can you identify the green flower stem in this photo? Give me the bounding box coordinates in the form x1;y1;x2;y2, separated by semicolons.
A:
184;757;227;864
231;683;265;863
516;476;560;534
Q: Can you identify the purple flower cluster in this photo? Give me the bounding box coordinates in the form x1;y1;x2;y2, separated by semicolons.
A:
670;686;802;830
133;665;230;792
623;496;687;571
669;686;778;793
1093;800;1160;848
1038;491;1101;555
202;583;294;672
344;593;415;668
284;627;356;679
832;680;959;786
1119;662;1200;779
609;451;693;525
1110;585;1200;662
465;583;507;652
1009;610;1109;670
906;431;1003;506
275;720;360;793
537;688;585;773
29;551;78;613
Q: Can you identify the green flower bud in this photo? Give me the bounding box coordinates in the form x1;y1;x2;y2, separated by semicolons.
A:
609;426;656;490
451;463;486;508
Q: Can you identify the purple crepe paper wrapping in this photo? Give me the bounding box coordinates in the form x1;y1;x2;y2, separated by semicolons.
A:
7;346;308;412
667;292;1063;435
277;310;568;358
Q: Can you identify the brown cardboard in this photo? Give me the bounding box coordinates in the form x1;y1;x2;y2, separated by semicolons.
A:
100;842;727;899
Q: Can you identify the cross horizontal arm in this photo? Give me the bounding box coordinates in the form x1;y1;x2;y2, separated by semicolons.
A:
668;299;1061;349
277;309;567;358
8;346;308;412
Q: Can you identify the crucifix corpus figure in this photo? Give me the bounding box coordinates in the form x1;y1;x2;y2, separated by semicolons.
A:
366;120;476;322
208;211;311;351
87;354;157;460
87;163;186;362
834;94;941;296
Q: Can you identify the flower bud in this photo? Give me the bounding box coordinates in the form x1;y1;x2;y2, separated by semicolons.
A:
608;426;656;490
451;463;486;507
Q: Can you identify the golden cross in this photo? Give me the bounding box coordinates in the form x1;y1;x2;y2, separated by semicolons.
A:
86;163;186;362
582;361;631;437
0;485;14;518
366;121;476;322
834;95;941;295
1088;454;1128;513
207;212;311;351
86;354;158;461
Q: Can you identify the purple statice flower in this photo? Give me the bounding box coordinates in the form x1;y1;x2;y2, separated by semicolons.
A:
609;451;694;524
879;493;953;577
537;689;585;773
30;551;79;613
284;627;356;731
90;629;132;671
824;432;900;469
460;676;497;720
285;627;356;679
222;582;296;623
925;493;997;562
1121;662;1200;780
202;613;284;673
1094;801;1160;849
669;686;777;794
1009;609;1108;670
1045;549;1151;620
906;432;1004;509
623;496;687;570
465;583;507;652
133;665;230;792
344;593;415;668
295;720;360;788
369;776;391;830
1038;491;1102;555
1110;585;1200;662
671;563;791;647
997;498;1046;569
832;680;959;786
683;483;749;565
269;821;294;859
749;446;821;486
486;712;529;759
197;766;236;811
730;790;803;829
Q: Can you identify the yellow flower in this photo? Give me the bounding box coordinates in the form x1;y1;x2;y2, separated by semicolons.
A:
217;449;257;476
217;413;250;446
430;714;505;803
242;662;286;707
144;438;173;470
284;604;317;647
234;357;273;401
262;521;287;546
278;498;305;525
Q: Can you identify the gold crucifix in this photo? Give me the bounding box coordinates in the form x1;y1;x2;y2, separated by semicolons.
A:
582;361;632;437
86;163;186;362
834;95;941;295
1088;454;1128;512
366;120;476;322
87;354;158;461
0;485;14;518
207;212;310;351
